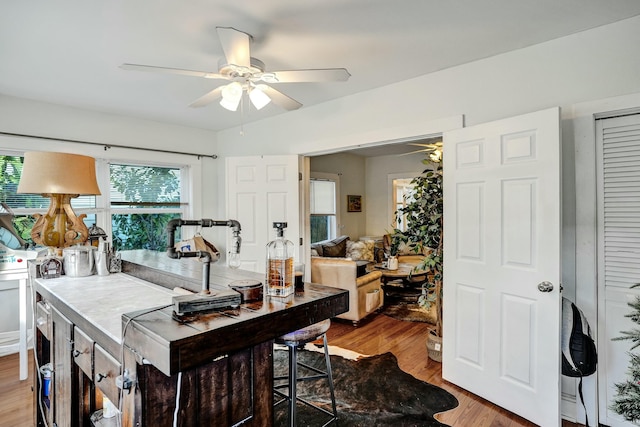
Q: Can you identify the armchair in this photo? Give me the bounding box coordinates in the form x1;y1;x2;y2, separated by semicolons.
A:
311;257;383;326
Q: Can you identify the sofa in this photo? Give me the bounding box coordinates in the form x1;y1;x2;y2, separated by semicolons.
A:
310;236;384;325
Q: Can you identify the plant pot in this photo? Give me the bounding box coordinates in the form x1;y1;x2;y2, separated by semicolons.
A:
387;255;398;270
426;329;442;362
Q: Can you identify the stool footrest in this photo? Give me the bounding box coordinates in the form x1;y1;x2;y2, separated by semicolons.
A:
273;390;337;423
273;330;338;426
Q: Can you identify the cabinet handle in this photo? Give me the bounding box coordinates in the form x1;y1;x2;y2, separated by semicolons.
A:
73;350;81;358
96;373;106;382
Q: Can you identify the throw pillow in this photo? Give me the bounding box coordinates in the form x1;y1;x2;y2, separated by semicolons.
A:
346;240;375;261
322;235;349;257
310;243;324;257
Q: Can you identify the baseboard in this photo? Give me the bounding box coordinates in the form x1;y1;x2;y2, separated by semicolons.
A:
561;391;577;423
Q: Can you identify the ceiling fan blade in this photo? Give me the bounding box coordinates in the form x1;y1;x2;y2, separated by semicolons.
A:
397;148;434;156
189;86;225;108
269;68;351;83
408;141;443;148
120;63;227;80
261;86;302;111
216;27;251;68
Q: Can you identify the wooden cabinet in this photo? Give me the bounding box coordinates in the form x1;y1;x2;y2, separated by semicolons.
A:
52;307;73;425
40;306;77;427
35;299;274;427
32;253;348;427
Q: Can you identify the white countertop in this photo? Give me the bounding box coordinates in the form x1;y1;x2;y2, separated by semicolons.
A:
36;273;177;344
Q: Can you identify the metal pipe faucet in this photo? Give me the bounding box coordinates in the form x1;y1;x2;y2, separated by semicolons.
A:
166;218;242;294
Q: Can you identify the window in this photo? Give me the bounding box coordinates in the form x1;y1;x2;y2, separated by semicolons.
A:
0;153;188;251
393;178;416;232
108;163;186;251
0;154;96;247
310;173;339;243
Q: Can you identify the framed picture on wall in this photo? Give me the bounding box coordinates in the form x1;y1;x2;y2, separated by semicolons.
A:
347;195;362;212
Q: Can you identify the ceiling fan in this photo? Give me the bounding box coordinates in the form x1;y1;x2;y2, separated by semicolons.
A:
399;140;443;161
121;26;351;112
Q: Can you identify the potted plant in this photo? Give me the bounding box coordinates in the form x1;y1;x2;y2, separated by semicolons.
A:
391;156;444;360
386;235;399;269
611;294;640;423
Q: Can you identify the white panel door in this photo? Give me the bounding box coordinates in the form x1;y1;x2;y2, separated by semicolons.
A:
226;155;300;273
442;107;562;426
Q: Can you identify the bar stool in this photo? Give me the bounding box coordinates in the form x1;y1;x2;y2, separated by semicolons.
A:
274;319;338;426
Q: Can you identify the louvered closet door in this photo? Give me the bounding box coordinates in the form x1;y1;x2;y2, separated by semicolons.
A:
597;113;640;427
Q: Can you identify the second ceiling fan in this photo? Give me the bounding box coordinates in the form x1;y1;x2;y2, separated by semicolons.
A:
121;27;351;112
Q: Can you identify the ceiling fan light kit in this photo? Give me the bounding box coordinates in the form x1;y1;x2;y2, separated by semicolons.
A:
121;26;350;114
219;82;243;111
248;85;271;110
219;81;271;111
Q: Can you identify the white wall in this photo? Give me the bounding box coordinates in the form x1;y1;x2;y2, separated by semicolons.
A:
0;95;218;154
215;15;640;158
5;15;639;247
310;151;432;240
365;153;427;236
0;94;220;226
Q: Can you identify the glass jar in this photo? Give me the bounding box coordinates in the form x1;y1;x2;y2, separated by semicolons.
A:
266;222;294;297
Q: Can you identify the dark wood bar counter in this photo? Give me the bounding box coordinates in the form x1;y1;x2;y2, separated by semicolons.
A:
32;250;349;427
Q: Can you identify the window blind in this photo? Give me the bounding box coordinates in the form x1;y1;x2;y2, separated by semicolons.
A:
310;179;336;215
109;163;181;208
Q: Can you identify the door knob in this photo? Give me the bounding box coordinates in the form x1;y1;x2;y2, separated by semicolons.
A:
537;281;553;292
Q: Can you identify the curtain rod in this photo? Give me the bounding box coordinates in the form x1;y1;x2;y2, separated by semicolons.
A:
0;131;218;159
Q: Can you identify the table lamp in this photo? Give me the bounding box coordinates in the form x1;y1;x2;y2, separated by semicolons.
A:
17;152;101;248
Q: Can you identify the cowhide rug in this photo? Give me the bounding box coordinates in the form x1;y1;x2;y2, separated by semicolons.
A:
273;346;458;426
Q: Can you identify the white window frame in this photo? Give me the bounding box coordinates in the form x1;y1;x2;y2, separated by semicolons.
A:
310;172;340;242
392;177;416;232
93;159;190;241
0;149;193;247
387;172;422;231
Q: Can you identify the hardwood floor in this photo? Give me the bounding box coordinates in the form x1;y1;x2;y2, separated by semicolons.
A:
326;314;582;427
1;315;582;426
0;351;34;427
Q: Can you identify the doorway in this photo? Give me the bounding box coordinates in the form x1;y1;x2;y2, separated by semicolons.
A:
307;135;443;243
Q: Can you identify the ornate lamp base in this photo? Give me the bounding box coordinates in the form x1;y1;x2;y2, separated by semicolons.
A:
31;193;89;248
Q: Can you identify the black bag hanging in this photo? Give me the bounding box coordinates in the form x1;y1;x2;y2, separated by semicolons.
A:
561;297;597;426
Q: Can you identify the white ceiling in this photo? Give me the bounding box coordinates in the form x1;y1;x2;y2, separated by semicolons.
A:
2;0;640;133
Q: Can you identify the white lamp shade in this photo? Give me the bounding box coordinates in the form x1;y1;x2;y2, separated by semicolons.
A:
220;82;243;111
17;151;101;195
249;86;271;110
